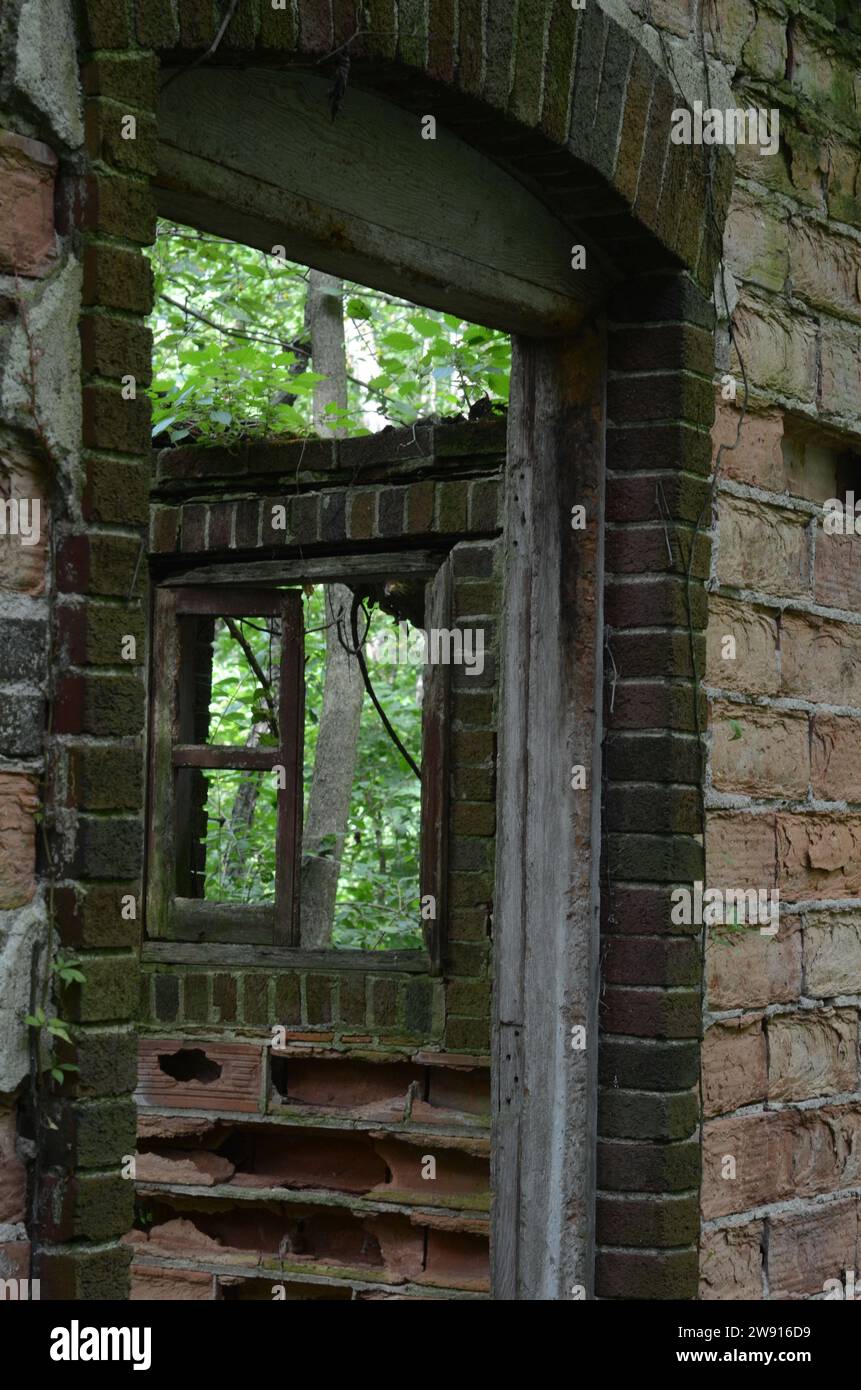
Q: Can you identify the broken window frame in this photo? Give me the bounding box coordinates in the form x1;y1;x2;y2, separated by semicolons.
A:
144;553;450;973
147;586;304;946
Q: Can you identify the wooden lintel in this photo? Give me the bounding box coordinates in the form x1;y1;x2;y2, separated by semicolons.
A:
157;68;595;338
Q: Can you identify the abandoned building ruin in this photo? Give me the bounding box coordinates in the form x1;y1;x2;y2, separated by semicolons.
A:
0;0;860;1304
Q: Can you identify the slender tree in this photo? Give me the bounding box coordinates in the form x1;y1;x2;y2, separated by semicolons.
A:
300;271;365;947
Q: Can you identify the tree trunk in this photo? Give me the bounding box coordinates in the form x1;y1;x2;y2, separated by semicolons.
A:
300;271;364;948
305;270;348;434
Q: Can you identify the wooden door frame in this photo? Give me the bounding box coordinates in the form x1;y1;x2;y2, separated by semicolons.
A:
153;62;609;1301
492;331;606;1300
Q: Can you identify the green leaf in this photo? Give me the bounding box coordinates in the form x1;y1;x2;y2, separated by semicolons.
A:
347;297;372;320
382;331;416;353
408;314;441;338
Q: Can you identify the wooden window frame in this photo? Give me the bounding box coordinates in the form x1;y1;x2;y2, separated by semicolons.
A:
143;554;450;974
147;586;304;947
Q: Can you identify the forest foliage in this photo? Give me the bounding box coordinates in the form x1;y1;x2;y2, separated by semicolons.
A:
148;223;508;949
149;223;510;444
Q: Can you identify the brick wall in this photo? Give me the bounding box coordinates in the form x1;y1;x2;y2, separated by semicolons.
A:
133;421;500;1297
598;272;715;1298
0;0;742;1300
627;0;861;1298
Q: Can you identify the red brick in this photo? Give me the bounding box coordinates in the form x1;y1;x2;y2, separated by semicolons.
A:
812;714;861;801
703;1105;861;1219
0;1112;26;1223
0;1241;30;1282
767;1008;858;1102
767;1200;858;1300
702;1018;767;1117
135;1040;263;1113
131;1266;213;1300
815;529;861;613
710;702;809;799
601;987;701;1039
777;813;861;900
702;1111;789;1218
706;916;801;1011
706;598;779;696
712;400;784;492
706;811;776;891
135;1151;235;1186
716;495;810;597
781;611;861;708
699;1221;763;1300
0;131;57;277
0;775;38;909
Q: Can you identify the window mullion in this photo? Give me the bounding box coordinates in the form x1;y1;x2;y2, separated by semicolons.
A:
275;589;304;945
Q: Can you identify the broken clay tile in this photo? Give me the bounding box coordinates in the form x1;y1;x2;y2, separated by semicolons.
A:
136;1040;262;1113
135;1150;236;1186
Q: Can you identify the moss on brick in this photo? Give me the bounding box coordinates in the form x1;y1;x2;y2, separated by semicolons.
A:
64;1097;137;1170
183;974;210;1023
370;977;399;1027
69;746;143;811
337;975;367;1025
445;1015;489;1050
242;973;271;1024
306;975;334;1024
80;314;153;385
154;973;179;1023
66;953;138;1023
83;241;154;315
82;382;152;454
58;1025;137;1098
85;102;158;177
83;456;149;526
39;1243;131;1301
81;54;158;107
54;884;139;950
274;973;301;1025
213;973;237;1023
80;0;132;49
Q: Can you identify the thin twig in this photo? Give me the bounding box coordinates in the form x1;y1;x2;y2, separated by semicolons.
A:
159;293;394;409
159;294;287;347
344;595;422;781
223;617;279;737
160;0;243;90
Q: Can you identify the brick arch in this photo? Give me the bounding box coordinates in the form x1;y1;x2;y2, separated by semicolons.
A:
122;0;731;288
60;0;737;1303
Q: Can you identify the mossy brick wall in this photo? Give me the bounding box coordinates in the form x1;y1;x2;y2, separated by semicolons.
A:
625;0;861;1299
144;420;502;1054
0;0;740;1298
137;426;499;1297
0;0;146;1300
